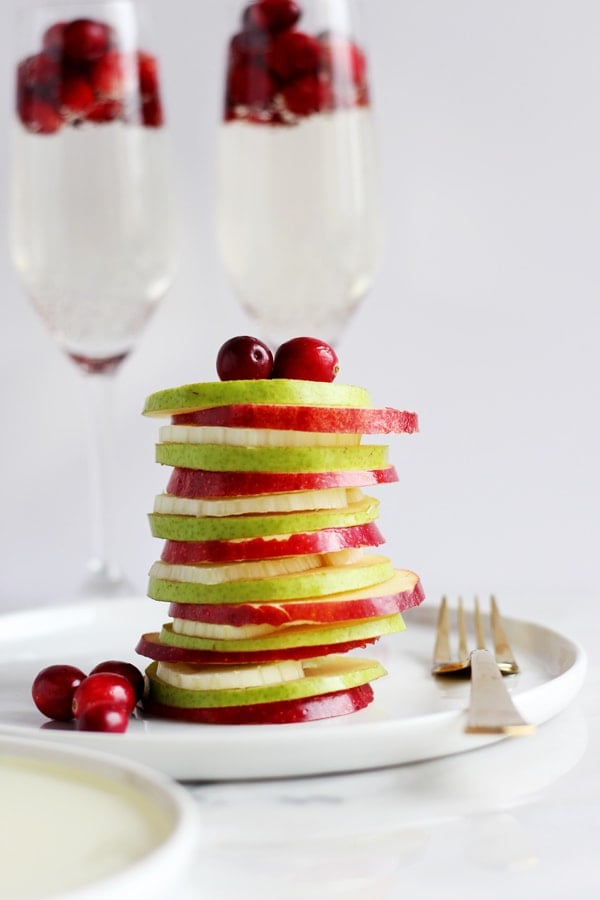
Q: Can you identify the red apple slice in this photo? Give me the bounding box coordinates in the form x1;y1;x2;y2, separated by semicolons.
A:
165;466;398;498
136;632;378;663
144;683;374;723
160;522;386;564
166;570;424;626
171;405;418;434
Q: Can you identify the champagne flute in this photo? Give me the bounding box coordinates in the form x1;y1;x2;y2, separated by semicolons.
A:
9;0;178;599
216;0;383;346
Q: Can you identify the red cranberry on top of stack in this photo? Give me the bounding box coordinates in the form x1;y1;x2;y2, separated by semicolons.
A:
224;0;369;123
16;17;163;134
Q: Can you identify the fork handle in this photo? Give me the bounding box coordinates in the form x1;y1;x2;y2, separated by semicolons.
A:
465;650;536;736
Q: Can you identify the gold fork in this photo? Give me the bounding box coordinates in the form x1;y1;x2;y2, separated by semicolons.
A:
432;595;536;736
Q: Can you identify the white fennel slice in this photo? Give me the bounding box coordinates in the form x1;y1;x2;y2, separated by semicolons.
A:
148;549;364;586
155;659;305;690
158;425;362;447
153;487;365;517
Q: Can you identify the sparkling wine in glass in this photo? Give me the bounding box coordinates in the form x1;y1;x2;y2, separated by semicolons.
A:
216;0;383;346
9;0;178;599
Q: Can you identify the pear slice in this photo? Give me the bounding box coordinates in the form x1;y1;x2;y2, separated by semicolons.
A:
143;380;371;417
157;612;404;653
147;554;394;604
148;550;362;587
155;442;389;472
145;654;386;708
148;495;380;541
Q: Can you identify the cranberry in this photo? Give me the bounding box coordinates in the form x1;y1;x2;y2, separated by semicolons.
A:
282;75;330;116
76;703;130;733
141;95;163;127
32;664;87;721
91;50;126;100
86;98;123;123
18;96;63;134
59;75;95;118
243;0;301;34
42;22;67;59
137;51;159;98
17;53;60;98
227;64;275;108
89;660;145;702
272;337;339;382
62;19;113;63
72;672;136;719
228;30;270;68
216;336;274;380
267;30;321;82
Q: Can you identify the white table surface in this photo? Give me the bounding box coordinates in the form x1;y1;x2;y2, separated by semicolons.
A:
161;591;598;900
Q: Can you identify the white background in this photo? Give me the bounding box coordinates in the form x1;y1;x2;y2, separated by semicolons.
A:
0;0;598;613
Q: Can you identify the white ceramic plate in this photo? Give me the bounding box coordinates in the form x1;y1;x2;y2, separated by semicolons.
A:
0;596;586;781
0;734;200;900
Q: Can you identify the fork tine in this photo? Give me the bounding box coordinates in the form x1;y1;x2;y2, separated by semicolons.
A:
473;596;486;649
490;595;520;674
457;597;468;661
433;595;451;667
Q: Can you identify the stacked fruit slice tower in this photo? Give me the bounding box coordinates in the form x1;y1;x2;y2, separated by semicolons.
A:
136;337;425;724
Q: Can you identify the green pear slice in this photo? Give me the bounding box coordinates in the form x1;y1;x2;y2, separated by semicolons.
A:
156;611;403;652
148;495;380;541
155;443;389;472
143;380;371;417
148;555;395;604
145;654;386;708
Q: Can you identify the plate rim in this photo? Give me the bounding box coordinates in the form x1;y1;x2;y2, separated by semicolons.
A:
0;597;588;780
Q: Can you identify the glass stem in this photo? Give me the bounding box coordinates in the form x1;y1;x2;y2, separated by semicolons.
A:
80;368;131;597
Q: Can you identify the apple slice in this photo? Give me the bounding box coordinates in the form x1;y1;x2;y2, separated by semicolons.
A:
159;425;362;448
172;404;419;434
149;495;380;541
136;631;380;663
165;466;399;498
147;554;395;603
143;379;371;417
145;654;385;708
153;486;363;518
144;683;375;724
166;570;425;626
160;522;386;565
155;442;389;472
